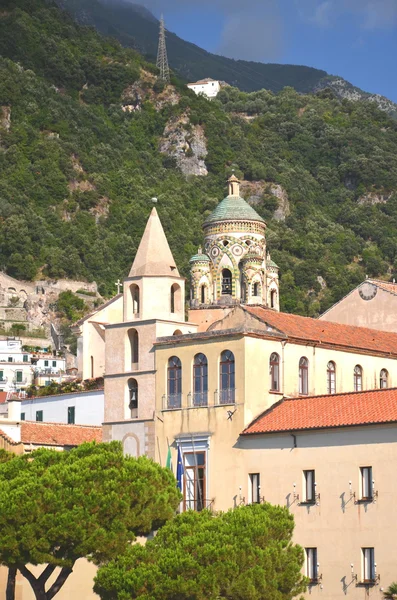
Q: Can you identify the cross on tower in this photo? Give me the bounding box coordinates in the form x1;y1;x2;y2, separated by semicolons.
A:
115;279;123;294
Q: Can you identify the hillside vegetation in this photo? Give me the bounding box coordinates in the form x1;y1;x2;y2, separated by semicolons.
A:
1;0;397;316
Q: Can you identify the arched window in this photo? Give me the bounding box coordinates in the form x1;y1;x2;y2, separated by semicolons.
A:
219;350;235;404
354;365;363;392
221;269;232;295
171;284;181;313
193;353;208;407
173;329;182;336
128;329;139;365
200;285;206;304
130;284;140;315
299;357;309;395
327;361;336;394
128;378;138;416
270;289;277;309
253;282;260;297
168;356;182;409
270;353;280;391
380;369;388;389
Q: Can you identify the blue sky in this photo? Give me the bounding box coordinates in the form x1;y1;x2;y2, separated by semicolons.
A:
139;0;397;102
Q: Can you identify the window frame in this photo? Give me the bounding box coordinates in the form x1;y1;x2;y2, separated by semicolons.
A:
20;412;25;421
167;356;182;409
305;547;318;583
299;357;309;395
219;350;235;404
36;410;43;422
362;547;375;583
360;466;373;501
269;353;280;392
183;451;206;512
354;365;363;392
67;406;75;425
380;369;388;389
326;361;336;394
303;469;316;503
193;353;208;407
249;473;261;504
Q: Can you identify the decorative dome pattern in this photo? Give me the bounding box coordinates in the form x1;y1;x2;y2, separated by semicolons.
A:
204;195;265;226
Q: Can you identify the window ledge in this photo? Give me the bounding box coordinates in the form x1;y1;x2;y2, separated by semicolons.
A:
356;498;374;504
299;500;316;506
357;581;377;587
269;390;283;395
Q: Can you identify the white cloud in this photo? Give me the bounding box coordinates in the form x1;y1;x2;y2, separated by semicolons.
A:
297;0;397;29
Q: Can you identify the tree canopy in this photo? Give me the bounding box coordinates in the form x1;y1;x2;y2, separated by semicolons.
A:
94;503;307;600
0;442;181;600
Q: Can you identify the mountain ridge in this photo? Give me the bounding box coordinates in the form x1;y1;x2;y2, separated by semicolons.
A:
56;0;397;119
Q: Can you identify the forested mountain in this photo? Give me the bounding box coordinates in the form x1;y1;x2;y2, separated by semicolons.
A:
55;0;397;119
1;0;397;317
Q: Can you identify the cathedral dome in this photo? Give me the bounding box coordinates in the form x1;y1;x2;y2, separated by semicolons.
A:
204;175;265;227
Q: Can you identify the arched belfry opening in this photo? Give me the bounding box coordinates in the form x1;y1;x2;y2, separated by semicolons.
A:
221;269;233;295
130;284;140;315
128;378;138;418
171;283;181;314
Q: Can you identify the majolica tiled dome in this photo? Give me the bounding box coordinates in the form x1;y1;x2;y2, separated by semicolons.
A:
189;247;210;263
204;195;265;225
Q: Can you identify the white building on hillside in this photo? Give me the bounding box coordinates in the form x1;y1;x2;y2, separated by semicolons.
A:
19;389;104;425
187;78;221;99
0;339;32;392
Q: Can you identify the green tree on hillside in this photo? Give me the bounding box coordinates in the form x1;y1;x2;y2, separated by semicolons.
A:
94;503;307;600
0;442;181;600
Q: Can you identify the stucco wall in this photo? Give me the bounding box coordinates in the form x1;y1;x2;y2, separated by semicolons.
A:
20;390;104;425
320;286;397;332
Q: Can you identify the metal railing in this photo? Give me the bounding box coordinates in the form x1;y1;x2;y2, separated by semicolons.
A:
163;393;182;410
184;498;215;512
191;392;208;407
215;388;236;405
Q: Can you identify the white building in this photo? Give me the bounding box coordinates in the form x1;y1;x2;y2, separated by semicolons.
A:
19;389;104;425
187;78;221;99
0;338;33;392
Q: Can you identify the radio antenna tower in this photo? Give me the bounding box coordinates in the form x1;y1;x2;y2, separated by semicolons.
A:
156;15;170;83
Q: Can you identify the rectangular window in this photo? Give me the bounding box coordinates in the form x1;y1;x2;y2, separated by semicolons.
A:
306;548;318;582
16;371;22;383
8;357;12;363
20;412;25;421
184;451;206;512
44;360;49;367
362;548;375;582
0;370;4;382
36;410;43;422
52;360;57;367
67;406;75;425
360;467;373;501
23;355;28;362
304;469;315;503
249;473;260;504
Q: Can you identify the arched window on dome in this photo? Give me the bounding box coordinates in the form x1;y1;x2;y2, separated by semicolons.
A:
221;269;232;295
253;281;260;297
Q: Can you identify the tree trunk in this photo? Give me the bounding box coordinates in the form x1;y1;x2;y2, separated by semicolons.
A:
19;563;74;600
6;566;17;600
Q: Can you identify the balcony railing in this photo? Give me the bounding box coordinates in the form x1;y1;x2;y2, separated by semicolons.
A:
215;388;236;405
0;377;8;383
163;393;182;410
191;392;208;407
184;498;215;512
13;377;28;385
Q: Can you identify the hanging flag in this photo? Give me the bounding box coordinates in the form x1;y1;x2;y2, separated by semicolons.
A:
176;445;184;491
166;445;172;471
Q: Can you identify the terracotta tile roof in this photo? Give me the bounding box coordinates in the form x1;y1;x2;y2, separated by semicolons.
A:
0;392;8;405
242;388;397;435
244;305;397;355
368;279;397;295
21;422;102;446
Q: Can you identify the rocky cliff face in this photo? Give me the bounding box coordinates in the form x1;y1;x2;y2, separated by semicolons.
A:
315;76;397;119
160;113;208;177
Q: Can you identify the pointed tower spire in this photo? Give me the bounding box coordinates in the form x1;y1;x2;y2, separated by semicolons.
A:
129;208;179;277
156;15;170;83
